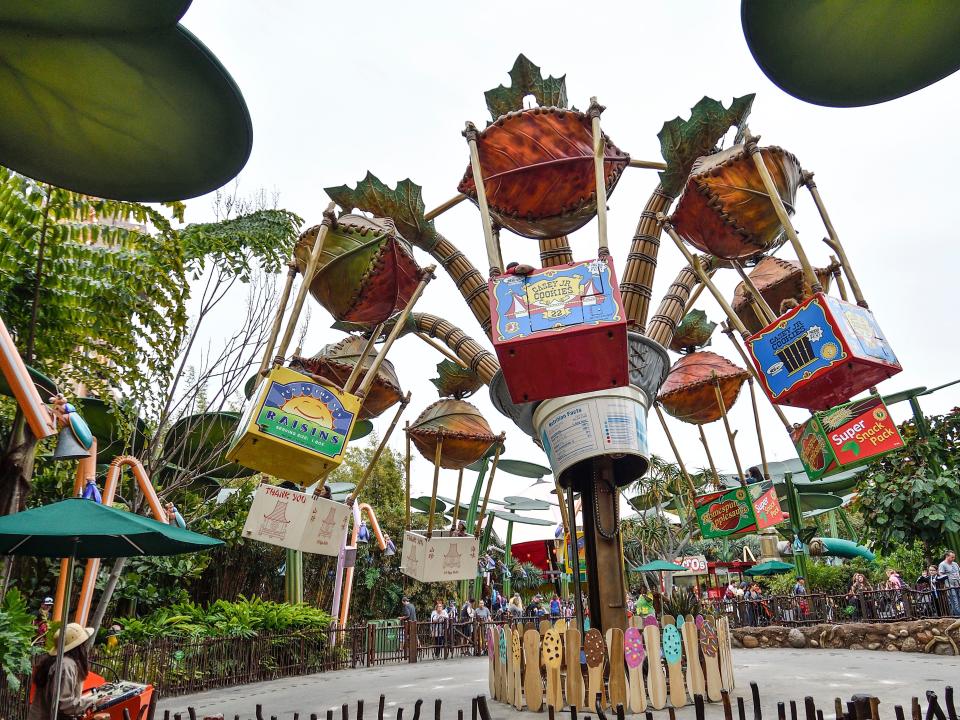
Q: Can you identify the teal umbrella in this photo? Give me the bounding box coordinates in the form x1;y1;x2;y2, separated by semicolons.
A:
631;559;687;573
744;560;794;576
0;498;222;720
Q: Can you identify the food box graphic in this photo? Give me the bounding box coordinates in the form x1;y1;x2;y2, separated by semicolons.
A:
694;481;784;539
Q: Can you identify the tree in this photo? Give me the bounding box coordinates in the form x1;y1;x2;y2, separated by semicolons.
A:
855;409;960;556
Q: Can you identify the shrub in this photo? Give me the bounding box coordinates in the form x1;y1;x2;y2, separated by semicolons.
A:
0;589;37;690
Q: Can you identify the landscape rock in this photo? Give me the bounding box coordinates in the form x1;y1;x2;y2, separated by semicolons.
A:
788;628;806;648
742;635;759;649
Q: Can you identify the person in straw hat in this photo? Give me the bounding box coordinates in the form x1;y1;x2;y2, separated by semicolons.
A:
28;623;96;720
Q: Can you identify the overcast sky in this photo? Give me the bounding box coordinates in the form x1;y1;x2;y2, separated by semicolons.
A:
179;0;960;543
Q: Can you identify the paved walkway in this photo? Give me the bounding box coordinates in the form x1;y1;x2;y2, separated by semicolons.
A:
158;650;953;720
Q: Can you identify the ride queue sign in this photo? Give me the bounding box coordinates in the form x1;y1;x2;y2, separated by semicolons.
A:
694;482;784;539
226;366;361;484
790;396;904;481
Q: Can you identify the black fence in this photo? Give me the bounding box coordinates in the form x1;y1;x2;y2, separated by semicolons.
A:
706;588;960;628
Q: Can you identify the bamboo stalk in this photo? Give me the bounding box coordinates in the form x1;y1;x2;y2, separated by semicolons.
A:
348;392;411;502
414;332;468;369
554;480;570;536
342;324;384;395
425;194;467;221
451;468;464;528
589;98;609;256
355;266;436;398
743;134;820;292
427;435;444;539
712;375;746;485
463;122;503;274
275;203;335;365
404;422;411;531
681;271;714;316
733;262;776;324
256;260;297;387
628;159;668;170
621;186;674;333
646;262;701;347
475;437;505;536
698;425;721;489
654;404;697;499
828;256;849;302
747;378;770;480
719;321;793;432
413;313;500;385
803;172;866;307
411;231;490;332
538;236;574;268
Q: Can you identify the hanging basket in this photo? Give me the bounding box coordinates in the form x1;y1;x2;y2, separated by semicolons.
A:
731;257;832;334
290;336;402;420
457;107;629;239
406;399;499;470
400;529;479;582
658;351;749;425
294;214;421;325
671;144;802;260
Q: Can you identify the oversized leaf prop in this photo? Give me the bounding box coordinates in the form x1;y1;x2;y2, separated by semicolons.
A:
483;54;568;121
669;309;716;354
658;95;755;198
430;359;482;399
325;173;440;250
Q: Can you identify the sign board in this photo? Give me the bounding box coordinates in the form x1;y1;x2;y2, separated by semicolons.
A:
747;293;900;410
400;530;479;582
791;396;905;480
226;366;361;484
242;483;350;557
694;482;784;540
674;555;709;577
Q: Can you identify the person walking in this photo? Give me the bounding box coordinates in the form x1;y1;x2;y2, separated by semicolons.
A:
27;624;96;720
938;551;960;615
430;601;448;659
846;573;872;620
550;594;561;620
34;596;53;641
793;577;808;619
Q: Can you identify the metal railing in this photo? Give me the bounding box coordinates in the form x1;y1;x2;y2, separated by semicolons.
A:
705;587;960;628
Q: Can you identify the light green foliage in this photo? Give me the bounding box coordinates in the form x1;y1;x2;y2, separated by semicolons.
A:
0;589;36;690
506;561;544;595
482;54;568;121
661;587;701;618
688;535;761;563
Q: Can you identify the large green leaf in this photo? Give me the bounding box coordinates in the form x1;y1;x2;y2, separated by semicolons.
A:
483;54;568;121
325;173;439;249
658;95;755;197
741;0;960;107
430;359;482;399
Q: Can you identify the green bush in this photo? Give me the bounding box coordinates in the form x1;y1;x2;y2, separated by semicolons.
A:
0;589;38;690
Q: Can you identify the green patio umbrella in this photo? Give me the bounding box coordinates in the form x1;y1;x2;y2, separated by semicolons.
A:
744;560;794;576
0;498;222;720
632;559;687;573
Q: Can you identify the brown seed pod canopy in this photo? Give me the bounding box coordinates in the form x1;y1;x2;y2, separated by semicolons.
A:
294;214;421;326
732;256;833;334
290;336;402;420
406;399;499;469
658;351;750;425
670;144;802;260
669;309;717;354
457;107;630;240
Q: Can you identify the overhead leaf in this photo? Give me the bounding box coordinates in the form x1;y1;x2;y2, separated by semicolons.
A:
430;359;482;399
325;173;439;249
657;94;755;197
483;54;568;121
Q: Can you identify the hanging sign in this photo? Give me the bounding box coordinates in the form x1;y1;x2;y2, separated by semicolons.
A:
694;482;784;540
242;483;350;557
400;530;479;582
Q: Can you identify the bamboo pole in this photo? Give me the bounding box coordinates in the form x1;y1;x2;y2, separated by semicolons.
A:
425;194;467;221
414;332;468;368
451;468;465;529
554;480;570;537
538;236;574;268
712;375;746;485
698;424;721;489
427;435;444;539
463;122;503;274
681;271;715;316
589;98;610;257
275;203;335;365
355;266;436;399
732;261;776;324
628;159;668;170
404;421;411;531
341;324;384;395
746;378;771;480
646;262;701;347
256;259;297;385
803;171;866;307
347;392;411;502
413;313;500;385
654;404;697;499
743;134;820;292
828;256;849;302
719;320;793;433
621;186;674;333
475;436;505;536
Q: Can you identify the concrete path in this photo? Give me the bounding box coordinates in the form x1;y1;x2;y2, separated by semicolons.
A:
158;650;955;720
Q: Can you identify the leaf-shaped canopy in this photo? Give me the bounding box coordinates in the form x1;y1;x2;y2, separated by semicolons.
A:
483;54;569;121
496;460;551;479
291;336;403;420
669;310;717;354
430;360;482;399
325;174;440;250
407;399;500;470
294;215;421;325
0;1;251;200
658;95;755;198
503;496;551;511
409;496;448;515
489;509;554;526
0;363;58;400
457;107;629;240
73;397;147;465
741;0;960;107
658;351;750;425
162;411;254;480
